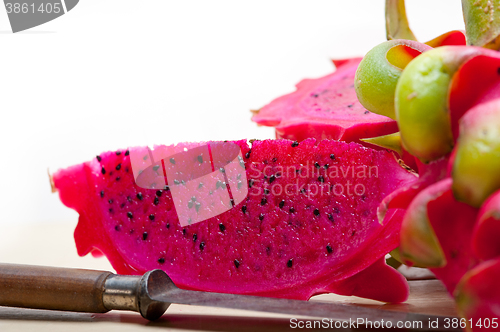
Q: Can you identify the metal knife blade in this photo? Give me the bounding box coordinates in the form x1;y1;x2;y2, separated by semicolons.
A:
0;264;460;331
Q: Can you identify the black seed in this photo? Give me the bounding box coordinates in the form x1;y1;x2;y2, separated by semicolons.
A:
263;160;268;165
279;200;285;209
272;157;277;162
287;259;293;268
137;193;143;200
219;223;226;232
153;165;160;172
301;188;306;194
149;214;155;221
315;162;320;169
229;199;234;207
125;150;129;156
153;197;159;205
249;179;254;188
261;198;267;206
116;177;120;181
183;229;186;235
193;234;197;242
100;190;104;198
109;208;113;213
242;205;247;213
324;164;329;169
156;190;163;197
364;110;370;114
197;155;203;163
326;245;333;254
116;151;122;156
96;155;102;162
108;199;113;204
120;203;125;208
166;223;170;229
264;188;270;195
259;213;264;221
127;212;133;219
199;242;205;250
330;154;335;160
142;232;148;240
318;175;324;183
291;141;299;148
143;155;148;161
289;207;295;213
347;104;354;108
115;225;121;231
116;164;122;171
170;158;175;164
127;196;132;202
158;258;165;264
328;213;334;222
313;208;320;216
269;175;276;183
234;259;240;268
101;167;106;175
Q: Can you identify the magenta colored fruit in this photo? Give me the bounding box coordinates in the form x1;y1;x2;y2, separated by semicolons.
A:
251;58;398;143
455;258;500;332
53;139;416;302
378;157;448;223
472;190;500;261
399;178;479;295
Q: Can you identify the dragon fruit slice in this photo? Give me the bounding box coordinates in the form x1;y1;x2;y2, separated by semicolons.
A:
52;139;416;302
472;189;500;261
399;178;479;295
455;258;500;332
251;59;398;143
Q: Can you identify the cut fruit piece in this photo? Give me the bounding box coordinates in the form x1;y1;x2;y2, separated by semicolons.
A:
252;59;398;144
52;139;416;302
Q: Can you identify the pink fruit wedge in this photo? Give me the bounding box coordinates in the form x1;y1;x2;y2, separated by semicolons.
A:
252;59;398;143
52;139;416;302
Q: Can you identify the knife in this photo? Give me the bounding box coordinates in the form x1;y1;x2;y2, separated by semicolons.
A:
0;263;459;331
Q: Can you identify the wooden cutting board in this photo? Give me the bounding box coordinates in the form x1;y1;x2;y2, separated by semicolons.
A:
0;222;458;332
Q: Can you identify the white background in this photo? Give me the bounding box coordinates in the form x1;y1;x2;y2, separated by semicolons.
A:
0;0;464;227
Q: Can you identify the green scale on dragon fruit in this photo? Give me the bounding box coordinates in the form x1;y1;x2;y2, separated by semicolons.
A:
52;139;416;302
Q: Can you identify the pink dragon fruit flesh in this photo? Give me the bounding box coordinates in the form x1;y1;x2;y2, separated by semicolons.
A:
251;59;398;143
52;138;416;303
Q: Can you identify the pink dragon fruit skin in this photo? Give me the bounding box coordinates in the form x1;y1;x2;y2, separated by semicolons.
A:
455;258;500;332
53;139;416;303
472;190;500;261
251;59;398;143
399;178;479;295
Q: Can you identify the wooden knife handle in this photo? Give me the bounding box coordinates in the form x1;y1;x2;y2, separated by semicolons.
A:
0;263;113;313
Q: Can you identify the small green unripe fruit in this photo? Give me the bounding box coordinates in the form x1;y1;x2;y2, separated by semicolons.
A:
452;99;500;208
355;40;430;120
